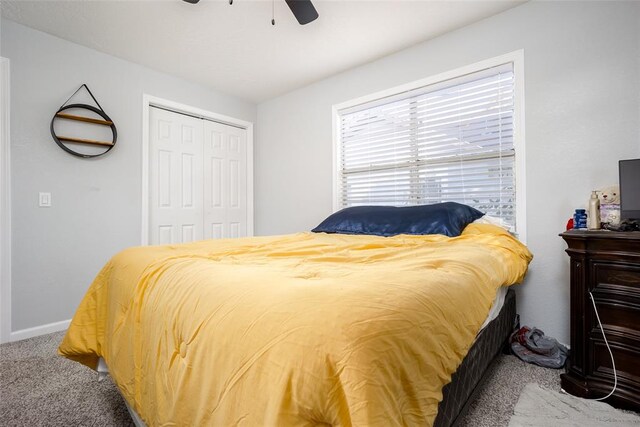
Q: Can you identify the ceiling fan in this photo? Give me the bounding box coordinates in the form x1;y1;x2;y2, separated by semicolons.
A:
182;0;319;26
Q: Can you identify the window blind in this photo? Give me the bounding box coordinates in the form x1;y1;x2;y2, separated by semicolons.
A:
337;63;517;227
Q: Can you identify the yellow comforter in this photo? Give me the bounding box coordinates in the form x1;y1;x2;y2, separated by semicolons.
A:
59;224;532;426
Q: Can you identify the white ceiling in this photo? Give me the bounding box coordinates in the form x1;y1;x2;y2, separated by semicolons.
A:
1;0;524;103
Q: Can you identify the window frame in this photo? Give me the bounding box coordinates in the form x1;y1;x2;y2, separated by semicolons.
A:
332;50;526;242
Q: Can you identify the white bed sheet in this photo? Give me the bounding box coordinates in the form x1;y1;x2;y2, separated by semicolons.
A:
479;286;508;332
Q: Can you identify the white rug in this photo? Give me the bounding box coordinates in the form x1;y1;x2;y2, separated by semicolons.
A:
509;383;640;426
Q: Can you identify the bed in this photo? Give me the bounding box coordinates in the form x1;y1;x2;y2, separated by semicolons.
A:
59;204;532;426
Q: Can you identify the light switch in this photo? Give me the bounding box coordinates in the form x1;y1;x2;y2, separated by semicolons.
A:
39;192;51;207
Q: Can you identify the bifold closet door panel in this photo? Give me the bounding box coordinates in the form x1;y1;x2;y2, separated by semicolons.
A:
203;121;248;239
149;107;204;245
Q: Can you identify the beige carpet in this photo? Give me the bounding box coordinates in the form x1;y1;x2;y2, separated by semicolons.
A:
509;383;640;427
1;331;562;426
0;331;134;427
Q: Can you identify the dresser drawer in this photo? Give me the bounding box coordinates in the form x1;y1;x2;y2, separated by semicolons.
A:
591;262;640;341
589;301;640;341
591;339;640;388
593;262;640;291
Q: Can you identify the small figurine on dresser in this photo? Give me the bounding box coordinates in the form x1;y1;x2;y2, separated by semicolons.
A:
598;185;621;227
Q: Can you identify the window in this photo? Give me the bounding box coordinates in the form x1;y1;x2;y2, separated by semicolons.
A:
334;54;524;236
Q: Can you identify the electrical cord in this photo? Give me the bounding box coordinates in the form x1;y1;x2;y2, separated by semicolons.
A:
587;290;617;401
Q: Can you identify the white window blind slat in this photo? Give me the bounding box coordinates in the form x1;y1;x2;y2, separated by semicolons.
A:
341;126;514;155
337;62;517;229
341;103;514;142
341;82;513;132
341;110;514;149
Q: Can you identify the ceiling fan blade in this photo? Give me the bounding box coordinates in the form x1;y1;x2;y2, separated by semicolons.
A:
285;0;319;25
182;0;200;4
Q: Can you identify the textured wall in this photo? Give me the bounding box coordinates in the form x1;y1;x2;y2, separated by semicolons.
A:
1;19;256;331
255;1;640;344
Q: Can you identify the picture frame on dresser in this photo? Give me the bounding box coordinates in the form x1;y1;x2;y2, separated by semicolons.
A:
560;230;640;412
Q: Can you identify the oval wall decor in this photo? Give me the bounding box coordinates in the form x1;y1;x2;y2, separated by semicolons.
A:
50;84;117;158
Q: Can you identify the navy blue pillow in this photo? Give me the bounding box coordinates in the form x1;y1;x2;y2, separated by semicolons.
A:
311;202;484;237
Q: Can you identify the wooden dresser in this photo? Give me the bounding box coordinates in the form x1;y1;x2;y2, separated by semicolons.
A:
560;230;640;411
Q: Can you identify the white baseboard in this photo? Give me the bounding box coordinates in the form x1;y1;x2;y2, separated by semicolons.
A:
9;319;71;342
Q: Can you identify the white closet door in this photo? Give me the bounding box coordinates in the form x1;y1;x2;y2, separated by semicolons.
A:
203;121;248;239
149;107;204;245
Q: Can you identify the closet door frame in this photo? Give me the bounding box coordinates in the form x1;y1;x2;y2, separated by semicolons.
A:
141;94;254;245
